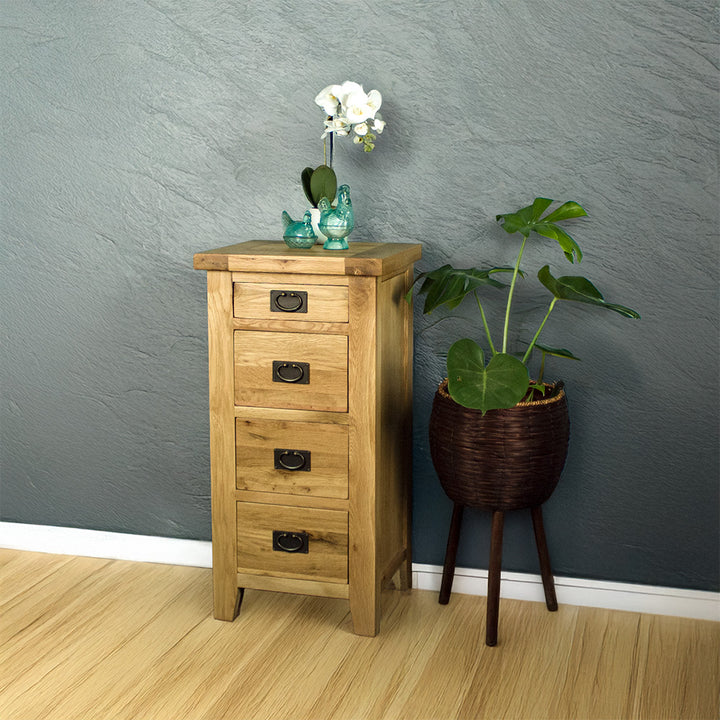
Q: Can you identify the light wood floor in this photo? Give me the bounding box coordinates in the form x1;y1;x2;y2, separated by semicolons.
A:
1;549;718;720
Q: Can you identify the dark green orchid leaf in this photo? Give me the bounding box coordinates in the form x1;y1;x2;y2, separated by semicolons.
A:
406;265;515;313
534;342;581;361
309;164;337;206
447;339;530;413
538;265;641;318
496;197;587;263
301;167;314;206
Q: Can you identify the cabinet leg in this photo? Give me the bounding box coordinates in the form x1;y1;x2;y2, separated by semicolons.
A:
349;581;381;637
531;505;558;612
213;577;242;621
439;503;464;605
486;510;504;647
398;549;412;591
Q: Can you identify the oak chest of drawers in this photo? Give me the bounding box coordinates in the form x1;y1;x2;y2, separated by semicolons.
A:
194;241;421;636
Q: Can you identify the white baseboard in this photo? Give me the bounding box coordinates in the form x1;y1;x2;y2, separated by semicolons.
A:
0;521;213;569
1;522;717;622
412;563;719;622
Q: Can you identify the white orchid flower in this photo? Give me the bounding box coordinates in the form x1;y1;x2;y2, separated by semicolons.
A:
343;90;375;124
321;116;351;138
315;84;342;115
366;89;382;114
336;80;365;106
315;81;386;152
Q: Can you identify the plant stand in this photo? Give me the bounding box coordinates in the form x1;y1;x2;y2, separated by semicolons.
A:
439;503;558;646
429;379;569;647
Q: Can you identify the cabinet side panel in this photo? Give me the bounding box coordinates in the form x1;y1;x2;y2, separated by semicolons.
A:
206;270;241;620
347;275;380;636
377;268;414;585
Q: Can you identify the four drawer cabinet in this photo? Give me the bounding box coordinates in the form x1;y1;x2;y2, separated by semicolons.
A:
194;241;421;636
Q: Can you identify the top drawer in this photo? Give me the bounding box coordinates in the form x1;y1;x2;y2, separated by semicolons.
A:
234;282;348;323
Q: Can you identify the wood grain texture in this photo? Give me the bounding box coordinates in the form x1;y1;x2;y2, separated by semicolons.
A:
234;330;348;412
194;240;422;276
347;274;380;636
200;243;419;636
206;270;241;621
235;572;350;599
376;269;413;587
235;418;349;499
233;281;349;322
3;551;718;720
236;501;348;583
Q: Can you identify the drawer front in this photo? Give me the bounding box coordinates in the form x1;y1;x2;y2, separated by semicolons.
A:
236;502;348;583
234;331;348;412
236;419;348;499
234;282;348;322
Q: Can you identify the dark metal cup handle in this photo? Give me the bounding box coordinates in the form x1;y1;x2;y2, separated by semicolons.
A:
272;530;309;554
277;451;307;471
272;361;309;384
271;291;306;313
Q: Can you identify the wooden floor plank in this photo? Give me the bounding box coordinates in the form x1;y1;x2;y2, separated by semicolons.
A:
386;589;487;720
0;550;74;607
0;549;717;720
0;555;113;645
0;562;203;719
39;565;211;720
309;589;453;720
630;613;720;720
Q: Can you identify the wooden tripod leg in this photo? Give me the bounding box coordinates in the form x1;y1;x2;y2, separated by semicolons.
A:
439;503;464;605
531;505;558;612
486;510;504;647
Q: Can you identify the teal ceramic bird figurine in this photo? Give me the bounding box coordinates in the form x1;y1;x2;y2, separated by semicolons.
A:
281;210;317;248
318;184;354;250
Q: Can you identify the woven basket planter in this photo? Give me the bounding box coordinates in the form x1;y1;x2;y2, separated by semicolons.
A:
429;379;570;511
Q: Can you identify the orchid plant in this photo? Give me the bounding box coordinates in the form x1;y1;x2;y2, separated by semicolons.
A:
408;198;640;414
302;81;385;208
315;80;385;153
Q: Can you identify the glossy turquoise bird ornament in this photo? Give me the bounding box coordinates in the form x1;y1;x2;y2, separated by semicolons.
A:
281;210;317;248
318;184;354;250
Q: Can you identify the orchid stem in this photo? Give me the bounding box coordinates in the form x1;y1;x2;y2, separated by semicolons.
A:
475;292;496;355
522;298;557;364
502;235;528;353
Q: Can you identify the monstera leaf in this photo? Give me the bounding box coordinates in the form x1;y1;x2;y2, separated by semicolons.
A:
446;339;529;413
496;197;587;263
533;342;581;362
406;264;515;313
538;266;641;318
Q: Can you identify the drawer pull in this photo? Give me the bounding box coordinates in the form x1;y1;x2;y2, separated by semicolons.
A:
270;290;308;313
272;530;309;554
274;449;311;471
272;361;310;384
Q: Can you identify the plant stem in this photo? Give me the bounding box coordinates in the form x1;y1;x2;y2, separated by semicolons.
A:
538;351;546;384
522;298;557;365
475;292;496;355
502;234;528;353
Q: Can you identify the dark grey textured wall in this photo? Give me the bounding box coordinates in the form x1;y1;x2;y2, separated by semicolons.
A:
2;1;717;591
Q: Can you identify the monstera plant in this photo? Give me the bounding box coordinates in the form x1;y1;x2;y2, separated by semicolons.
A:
410;197;640;647
409;197;640;413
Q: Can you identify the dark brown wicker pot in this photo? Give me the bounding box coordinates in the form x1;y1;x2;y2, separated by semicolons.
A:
429;379;570;511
